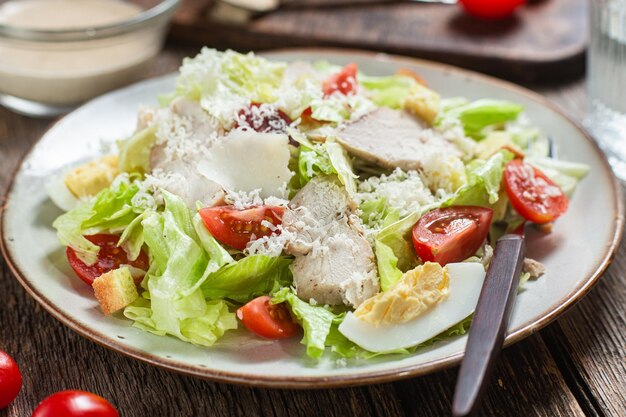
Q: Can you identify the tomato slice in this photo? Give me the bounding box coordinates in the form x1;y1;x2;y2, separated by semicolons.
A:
199;205;285;251
235;103;291;134
459;0;526;20
504;159;568;224
66;234;149;286
237;296;300;339
323;63;358;96
412;206;493;266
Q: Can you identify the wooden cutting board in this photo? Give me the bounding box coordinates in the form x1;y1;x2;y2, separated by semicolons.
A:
169;0;587;82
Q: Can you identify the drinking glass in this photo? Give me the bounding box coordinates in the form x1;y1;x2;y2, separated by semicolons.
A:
586;0;626;181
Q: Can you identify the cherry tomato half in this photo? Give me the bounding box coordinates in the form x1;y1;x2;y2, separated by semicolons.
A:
323;63;358;96
66;234;149;286
459;0;526;20
237;296;300;339
0;350;22;409
235;103;292;134
199;205;285;251
412;206;493;266
503;159;568;224
31;391;118;417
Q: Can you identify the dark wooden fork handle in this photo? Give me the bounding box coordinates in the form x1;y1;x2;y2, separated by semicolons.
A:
452;234;526;417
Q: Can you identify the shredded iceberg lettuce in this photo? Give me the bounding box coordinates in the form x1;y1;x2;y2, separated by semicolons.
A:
439;99;524;139
123;190;237;346
167;48;287;125
53;175;147;265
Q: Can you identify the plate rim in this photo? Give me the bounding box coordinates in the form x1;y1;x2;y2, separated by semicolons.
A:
1;47;624;389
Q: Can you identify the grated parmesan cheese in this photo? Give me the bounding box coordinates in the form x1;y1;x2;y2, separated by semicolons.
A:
356;168;437;219
224;188;290;210
244;223;297;257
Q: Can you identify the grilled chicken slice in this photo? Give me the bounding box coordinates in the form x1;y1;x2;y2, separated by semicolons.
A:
282;176;379;307
149;98;225;208
336;107;460;171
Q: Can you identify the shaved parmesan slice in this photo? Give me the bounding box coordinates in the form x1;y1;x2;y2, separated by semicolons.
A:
338;262;486;353
197;129;292;198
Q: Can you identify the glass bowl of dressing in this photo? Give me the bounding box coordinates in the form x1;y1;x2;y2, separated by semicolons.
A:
0;0;179;117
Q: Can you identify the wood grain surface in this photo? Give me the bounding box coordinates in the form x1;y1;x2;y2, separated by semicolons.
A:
170;0;587;82
1;43;625;417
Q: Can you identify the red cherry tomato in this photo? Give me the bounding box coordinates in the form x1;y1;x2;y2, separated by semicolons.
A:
412;206;493;266
66;234;149;286
459;0;526;20
199;205;285;251
0;350;22;409
503;159;568;224
323;63;358;96
31;391;118;417
237;296;300;339
235;103;292;134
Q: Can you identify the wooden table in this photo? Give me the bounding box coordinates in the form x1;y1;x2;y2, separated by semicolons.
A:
1;43;624;417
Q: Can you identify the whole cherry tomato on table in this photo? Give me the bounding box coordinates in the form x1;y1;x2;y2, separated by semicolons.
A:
459;0;526;20
0;350;22;409
31;390;119;417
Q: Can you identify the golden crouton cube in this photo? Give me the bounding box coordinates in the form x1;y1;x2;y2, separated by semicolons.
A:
64;155;119;198
92;267;139;315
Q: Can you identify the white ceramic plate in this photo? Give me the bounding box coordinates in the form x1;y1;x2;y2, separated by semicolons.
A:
2;49;623;388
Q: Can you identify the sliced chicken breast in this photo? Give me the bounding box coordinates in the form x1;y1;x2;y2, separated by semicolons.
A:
149;98;225;208
282;176;379;307
336;107;460;171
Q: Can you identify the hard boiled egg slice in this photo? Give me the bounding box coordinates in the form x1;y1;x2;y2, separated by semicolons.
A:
338;262;486;353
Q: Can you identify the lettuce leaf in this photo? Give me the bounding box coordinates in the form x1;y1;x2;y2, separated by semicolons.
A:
324;141;358;198
124;297;237;347
124;190;237;346
295;141;358;196
360;75;413;109
295;144;336;189
202;255;293;303
374;206;437;291
359;198;400;228
525;156;590;197
117;126;156;175
444;151;513;207
272;288;345;359
441;99;524;139
53;176;145;265
170;48;286;125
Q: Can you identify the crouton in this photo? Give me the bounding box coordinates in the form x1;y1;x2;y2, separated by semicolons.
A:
64;155;119;198
92;267;139;315
404;82;440;125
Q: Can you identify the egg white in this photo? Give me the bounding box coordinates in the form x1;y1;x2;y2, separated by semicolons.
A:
45;170;79;212
338;262;486;353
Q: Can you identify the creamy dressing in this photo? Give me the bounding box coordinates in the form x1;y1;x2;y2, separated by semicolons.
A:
0;0;162;105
